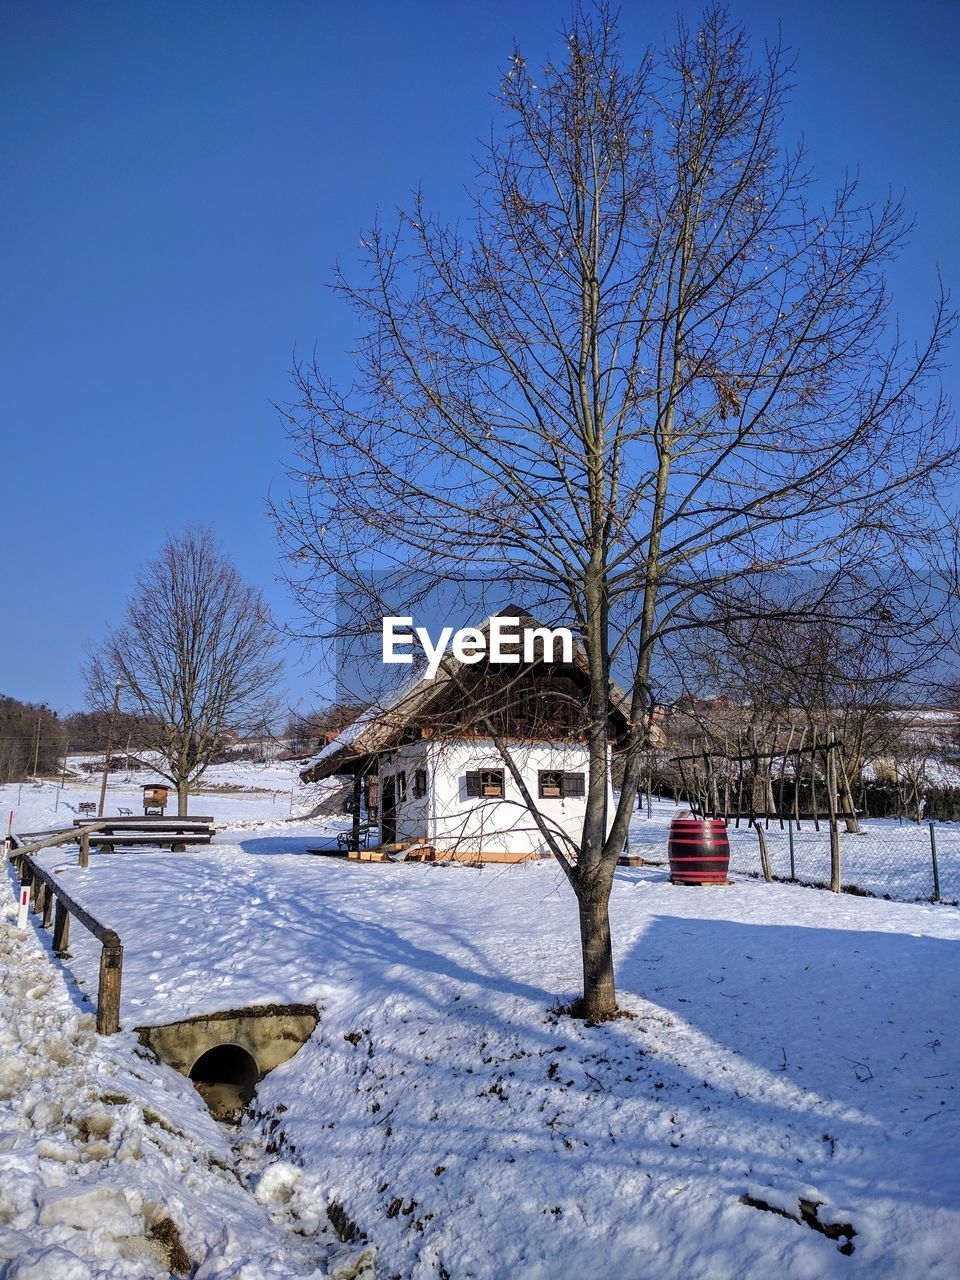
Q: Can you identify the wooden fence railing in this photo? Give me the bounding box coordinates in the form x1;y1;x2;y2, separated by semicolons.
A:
8;826;123;1034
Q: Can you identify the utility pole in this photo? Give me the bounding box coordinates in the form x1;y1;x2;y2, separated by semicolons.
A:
32;709;42;778
97;677;122;817
55;742;69;812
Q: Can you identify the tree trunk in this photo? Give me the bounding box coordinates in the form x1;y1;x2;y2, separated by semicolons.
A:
177;781;189;816
575;878;617;1017
764;773;777;824
839;775;860;833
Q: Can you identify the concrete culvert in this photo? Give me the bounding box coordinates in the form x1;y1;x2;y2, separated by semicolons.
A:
189;1044;259;1120
136;1004;319;1122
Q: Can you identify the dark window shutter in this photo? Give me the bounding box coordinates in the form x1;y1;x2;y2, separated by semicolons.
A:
563;772;585;798
465;770;482;798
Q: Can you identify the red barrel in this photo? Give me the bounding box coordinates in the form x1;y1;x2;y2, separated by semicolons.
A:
668;818;730;885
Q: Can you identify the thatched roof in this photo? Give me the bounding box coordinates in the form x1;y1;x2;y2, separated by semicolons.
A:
300;608;647;782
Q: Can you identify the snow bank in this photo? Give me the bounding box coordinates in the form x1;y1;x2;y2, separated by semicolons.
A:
0;866;358;1279
27;818;960;1278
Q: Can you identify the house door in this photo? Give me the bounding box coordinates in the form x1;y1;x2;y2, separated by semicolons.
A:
381;775;397;845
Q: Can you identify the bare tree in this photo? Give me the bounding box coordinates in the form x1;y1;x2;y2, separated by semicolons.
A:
87;527;283;814
276;6;955;1015
285;698;367;757
677;579;928;828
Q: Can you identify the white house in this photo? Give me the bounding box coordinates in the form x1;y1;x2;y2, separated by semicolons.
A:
300;610;647;864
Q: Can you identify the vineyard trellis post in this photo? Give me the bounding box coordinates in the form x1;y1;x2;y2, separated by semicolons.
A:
673;728;847;890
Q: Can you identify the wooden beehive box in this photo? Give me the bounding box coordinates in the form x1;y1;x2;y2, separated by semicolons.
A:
142;783;169;813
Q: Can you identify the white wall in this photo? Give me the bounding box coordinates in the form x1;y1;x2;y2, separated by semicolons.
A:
378;738;613;856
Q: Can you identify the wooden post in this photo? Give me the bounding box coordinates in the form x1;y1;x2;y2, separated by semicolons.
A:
702;741;717;818
97;676;122;817
97;935;123;1034
53;901;70;953
836;744;860;834
752;819;773;883
826;742;841;893
810;727;820;832
747;725;759;826
930;822;941;901
793;726;806;830
777;725;794;830
79;829;90;869
351;772;362;850
788;817;796;880
42;886;53;929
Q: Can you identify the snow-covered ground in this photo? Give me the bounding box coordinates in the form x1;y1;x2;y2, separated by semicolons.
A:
3;770;960;1277
2;758;330;836
0;869;375;1279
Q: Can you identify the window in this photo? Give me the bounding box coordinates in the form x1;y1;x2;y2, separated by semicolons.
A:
412;768;427;799
538;770;585;799
465;768;505;799
396;770;407;802
538;770;563;799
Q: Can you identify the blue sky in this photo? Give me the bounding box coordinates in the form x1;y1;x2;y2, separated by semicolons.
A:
1;0;957;716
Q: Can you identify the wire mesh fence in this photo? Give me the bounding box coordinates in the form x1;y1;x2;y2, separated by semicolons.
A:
624;812;959;905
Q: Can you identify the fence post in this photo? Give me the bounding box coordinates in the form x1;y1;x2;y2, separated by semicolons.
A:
829;817;841;893
53;901;70;953
79;830;90;869
788;818;796;881
929;821;941;901
97;933;123;1035
752;820;773;882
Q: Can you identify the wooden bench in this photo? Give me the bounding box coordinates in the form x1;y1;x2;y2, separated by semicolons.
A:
70;814;216;851
89;834;213;850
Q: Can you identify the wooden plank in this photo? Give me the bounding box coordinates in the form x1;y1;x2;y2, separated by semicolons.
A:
73;815;215;827
88;834;212;847
13;824;107;860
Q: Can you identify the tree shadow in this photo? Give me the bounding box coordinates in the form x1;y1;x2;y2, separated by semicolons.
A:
618;912;960;1129
238;833;345;856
